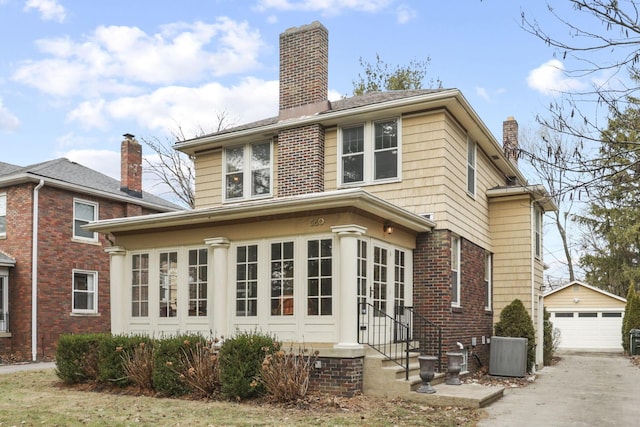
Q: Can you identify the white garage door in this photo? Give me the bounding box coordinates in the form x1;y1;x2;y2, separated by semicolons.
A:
551;311;623;351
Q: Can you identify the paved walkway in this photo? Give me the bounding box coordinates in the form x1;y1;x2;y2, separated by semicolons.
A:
479;352;640;427
0;361;56;374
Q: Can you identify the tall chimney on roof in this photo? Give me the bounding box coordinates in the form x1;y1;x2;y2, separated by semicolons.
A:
278;21;330;120
503;116;519;164
121;133;142;198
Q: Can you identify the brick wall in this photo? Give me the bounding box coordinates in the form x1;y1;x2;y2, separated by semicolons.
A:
413;230;493;373
308;356;363;397
277;125;325;196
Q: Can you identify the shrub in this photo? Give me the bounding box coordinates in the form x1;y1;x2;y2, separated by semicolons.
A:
622;284;637;353
543;307;554;366
259;345;319;402
175;340;221;398
96;334;150;386
218;330;279;400
55;333;107;384
494;299;536;372
152;334;207;396
121;341;155;390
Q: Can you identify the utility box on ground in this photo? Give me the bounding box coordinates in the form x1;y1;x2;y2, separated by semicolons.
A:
489;336;527;377
630;329;640;355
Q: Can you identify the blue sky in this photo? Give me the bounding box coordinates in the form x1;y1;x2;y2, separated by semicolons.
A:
0;0;610;281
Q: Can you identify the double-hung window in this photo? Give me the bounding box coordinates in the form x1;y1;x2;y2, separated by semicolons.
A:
72;270;98;314
451;235;461;307
467;138;476;196
73;199;98;242
0;193;6;238
224;141;272;201
340;118;400;185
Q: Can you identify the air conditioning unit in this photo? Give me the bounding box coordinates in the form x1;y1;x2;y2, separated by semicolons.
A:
489;336;527;377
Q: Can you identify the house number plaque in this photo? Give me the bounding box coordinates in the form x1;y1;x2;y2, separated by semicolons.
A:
310;218;325;227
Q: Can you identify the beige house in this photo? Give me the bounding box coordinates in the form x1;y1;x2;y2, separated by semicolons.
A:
87;22;556;395
545;281;626;352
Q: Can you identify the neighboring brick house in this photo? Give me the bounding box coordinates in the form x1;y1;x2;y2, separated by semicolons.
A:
0;135;179;361
87;22;556;395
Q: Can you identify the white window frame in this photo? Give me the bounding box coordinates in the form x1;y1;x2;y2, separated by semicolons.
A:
223;141;273;202
131;252;150;318
0;270;8;332
0;193;6;238
467;137;476;196
73;199;98;242
534;206;542;259
451;235;461;307
484;252;492;311
338;117;402;186
72;269;98;314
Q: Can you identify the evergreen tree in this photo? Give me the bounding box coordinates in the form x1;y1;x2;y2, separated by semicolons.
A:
625;290;640;355
494;299;536;372
622;284;636;352
352;54;441;96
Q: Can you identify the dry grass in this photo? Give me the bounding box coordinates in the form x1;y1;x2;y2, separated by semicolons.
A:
0;368;484;426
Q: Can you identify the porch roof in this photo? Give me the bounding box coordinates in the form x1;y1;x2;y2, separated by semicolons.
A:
85;188;436;234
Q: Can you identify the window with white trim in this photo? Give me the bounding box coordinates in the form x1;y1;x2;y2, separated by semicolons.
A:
159;251;178;317
271;241;294;316
372;246;388;316
0;272;8;332
72;270;98;314
534;206;542;259
357;239;368;314
451;235;461;307
73;199;98;241
484;252;492;310
236;244;258;317
307;239;332;316
394;249;406;311
224;141;272;201
340;118;400;185
467;138;476;196
131;253;149;317
188;248;207;317
0;193;6;238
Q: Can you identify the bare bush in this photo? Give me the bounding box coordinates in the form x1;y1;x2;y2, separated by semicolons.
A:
176;341;221;398
259;345;319;403
120;342;154;390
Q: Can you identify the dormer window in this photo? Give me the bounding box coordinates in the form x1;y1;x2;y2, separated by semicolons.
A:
224;141;273;201
339;118;401;186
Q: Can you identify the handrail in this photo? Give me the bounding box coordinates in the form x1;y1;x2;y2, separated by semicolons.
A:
357;302;442;379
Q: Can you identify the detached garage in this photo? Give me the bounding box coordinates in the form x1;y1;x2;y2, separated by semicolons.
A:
545;281;626;352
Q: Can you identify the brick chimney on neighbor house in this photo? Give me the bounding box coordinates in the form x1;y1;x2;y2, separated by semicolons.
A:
277;21;329;197
503;116;519;164
120;133;143;198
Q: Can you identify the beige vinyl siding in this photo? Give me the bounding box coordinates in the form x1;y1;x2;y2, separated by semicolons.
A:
326;110;505;249
546;285;626;310
194;151;221;208
489;194;533;324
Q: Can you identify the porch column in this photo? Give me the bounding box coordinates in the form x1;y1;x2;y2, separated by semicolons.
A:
332;225;367;349
105;246;126;334
205;237;230;338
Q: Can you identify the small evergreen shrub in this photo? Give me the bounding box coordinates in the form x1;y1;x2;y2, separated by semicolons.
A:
259;344;319;402
152;334;207;396
622;284;637;353
55;333;108;384
218;330;279;400
494;299;536;372
97;334;150;386
543;307;554;366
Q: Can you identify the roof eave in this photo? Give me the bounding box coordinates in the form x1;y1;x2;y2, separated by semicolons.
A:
486;184;558;212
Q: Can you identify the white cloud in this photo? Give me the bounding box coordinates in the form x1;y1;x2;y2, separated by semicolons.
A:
67;77;279;137
12;17;265;98
475;87;490;102
66;100;109;130
24;0;66;23
396;4;417;23
527;59;586;95
0;99;21;132
254;0;394;14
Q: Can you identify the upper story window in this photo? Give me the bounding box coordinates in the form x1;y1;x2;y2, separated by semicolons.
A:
534;206;542;259
224;141;272;201
340;118;400;185
451;235;461;307
73;199;98;242
467;137;476;196
72;270;98;314
0;193;6;238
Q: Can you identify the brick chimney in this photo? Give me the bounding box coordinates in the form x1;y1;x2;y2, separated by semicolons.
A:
120;133;142;198
503;116;519;164
276;22;329;197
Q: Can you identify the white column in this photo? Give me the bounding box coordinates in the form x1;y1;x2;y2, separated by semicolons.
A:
205;237;230;338
331;225;367;349
105;246;127;335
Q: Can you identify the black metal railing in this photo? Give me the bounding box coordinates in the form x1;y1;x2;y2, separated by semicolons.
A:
357;302;442;379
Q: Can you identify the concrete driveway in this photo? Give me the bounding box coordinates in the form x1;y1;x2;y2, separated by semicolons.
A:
479;351;640;427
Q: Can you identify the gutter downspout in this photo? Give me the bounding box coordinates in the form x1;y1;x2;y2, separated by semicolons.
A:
32;179;44;361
